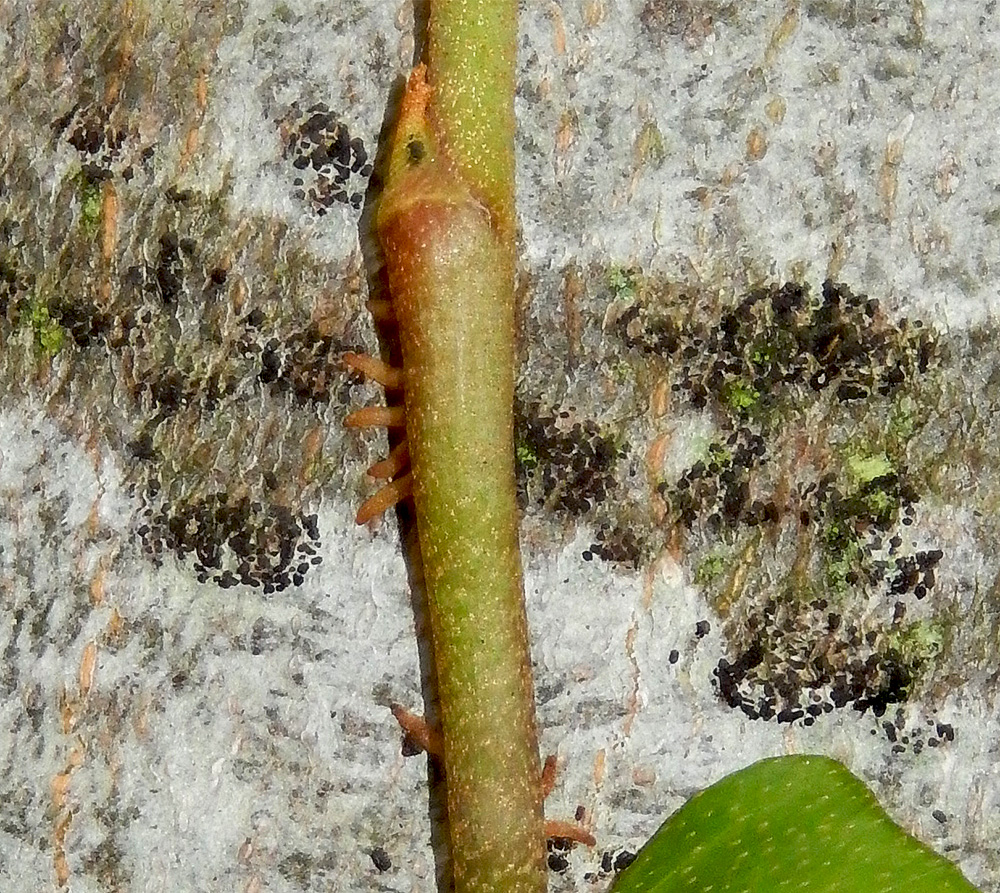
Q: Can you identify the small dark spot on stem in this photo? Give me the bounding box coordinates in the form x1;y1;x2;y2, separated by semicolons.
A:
406;139;425;165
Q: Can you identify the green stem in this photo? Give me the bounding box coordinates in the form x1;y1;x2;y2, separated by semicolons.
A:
376;2;545;891
427;0;517;237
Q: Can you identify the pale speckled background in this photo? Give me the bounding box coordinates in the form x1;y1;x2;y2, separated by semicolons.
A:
2;1;1000;891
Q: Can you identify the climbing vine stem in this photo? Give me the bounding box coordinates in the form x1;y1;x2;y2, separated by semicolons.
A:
374;1;546;891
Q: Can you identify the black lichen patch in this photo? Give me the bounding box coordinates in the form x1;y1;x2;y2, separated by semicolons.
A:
112;241;359;592
49;296;114;348
656;429;769;530
253;323;358;406
53;100;149;182
369;846;391;872
623;281;934;430
58;102;125;165
547;836;572;873
582;523;646;569
155;232;186;305
515;402;643;568
868;709;957;756
138;494;321;593
639;282;937;596
283;102;371;215
583;848;637;885
516;403;621;515
714;594;919;724
614;278;947;728
121;319;352;591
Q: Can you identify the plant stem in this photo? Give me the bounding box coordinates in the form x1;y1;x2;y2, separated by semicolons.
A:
426;0;517;238
376;2;546;891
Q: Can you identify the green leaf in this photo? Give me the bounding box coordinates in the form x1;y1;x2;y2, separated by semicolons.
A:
610;755;979;893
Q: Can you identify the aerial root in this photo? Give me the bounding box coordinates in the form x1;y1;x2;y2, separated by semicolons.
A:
342;352;405;390
390;703;444;758
342;348;405;431
355;473;413;525
343;351;412;521
344;404;407;429
389;705;596;847
367;441;410;480
543;819;597;847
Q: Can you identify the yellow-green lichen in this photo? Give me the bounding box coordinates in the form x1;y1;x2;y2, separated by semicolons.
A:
821;517;863;595
694;549;728;586
515;438;540;472
608;266;640;301
883;403;915;453
707;441;732;468
76;174;103;237
846;451;894;486
634;120;666;168
25;296;66;356
720;377;760;413
884;619;947;670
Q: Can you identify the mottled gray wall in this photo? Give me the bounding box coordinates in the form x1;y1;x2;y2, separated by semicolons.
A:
2;1;999;891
